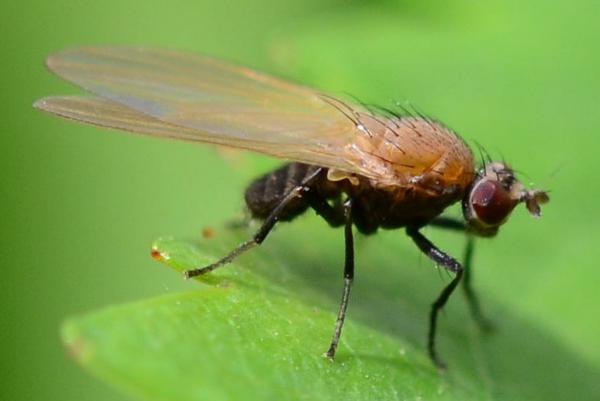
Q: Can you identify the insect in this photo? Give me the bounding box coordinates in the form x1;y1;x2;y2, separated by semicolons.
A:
35;46;549;369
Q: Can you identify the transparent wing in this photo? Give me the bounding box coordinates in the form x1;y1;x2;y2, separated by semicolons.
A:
41;46;367;172
34;96;327;160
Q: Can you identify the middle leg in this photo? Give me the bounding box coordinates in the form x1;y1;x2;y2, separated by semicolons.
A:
324;198;354;360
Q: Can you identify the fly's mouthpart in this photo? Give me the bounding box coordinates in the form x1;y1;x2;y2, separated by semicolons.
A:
521;189;550;217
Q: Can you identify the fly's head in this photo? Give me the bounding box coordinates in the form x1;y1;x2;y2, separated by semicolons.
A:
463;162;549;237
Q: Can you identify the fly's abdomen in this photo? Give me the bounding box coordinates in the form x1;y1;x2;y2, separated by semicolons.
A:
245;163;321;220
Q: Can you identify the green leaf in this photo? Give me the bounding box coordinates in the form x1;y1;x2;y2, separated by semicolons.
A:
62;222;599;401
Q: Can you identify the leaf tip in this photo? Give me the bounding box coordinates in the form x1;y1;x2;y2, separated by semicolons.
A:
150;247;165;261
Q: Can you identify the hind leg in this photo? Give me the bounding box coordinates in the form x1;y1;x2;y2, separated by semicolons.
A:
183;168;325;278
184;166;346;278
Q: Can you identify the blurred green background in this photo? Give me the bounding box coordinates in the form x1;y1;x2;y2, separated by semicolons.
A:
2;0;599;400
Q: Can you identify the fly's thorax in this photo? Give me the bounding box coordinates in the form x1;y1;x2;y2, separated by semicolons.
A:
345;114;475;192
463;162;550;237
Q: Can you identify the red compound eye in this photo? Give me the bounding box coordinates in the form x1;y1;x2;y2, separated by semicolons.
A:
471;180;517;226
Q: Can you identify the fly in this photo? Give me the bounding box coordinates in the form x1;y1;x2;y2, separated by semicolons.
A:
34;46;549;369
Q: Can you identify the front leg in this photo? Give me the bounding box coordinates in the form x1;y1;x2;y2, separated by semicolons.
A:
461;236;494;332
406;227;463;369
429;217;493;332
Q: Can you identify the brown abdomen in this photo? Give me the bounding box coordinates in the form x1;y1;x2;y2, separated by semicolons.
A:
244;163;322;220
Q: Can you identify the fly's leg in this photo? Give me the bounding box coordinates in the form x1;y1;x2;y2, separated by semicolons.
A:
407;227;463;370
428;216;466;231
306;193;345;227
183;169;323;279
428;217;493;332
324;198;354;360
461;236;494;332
